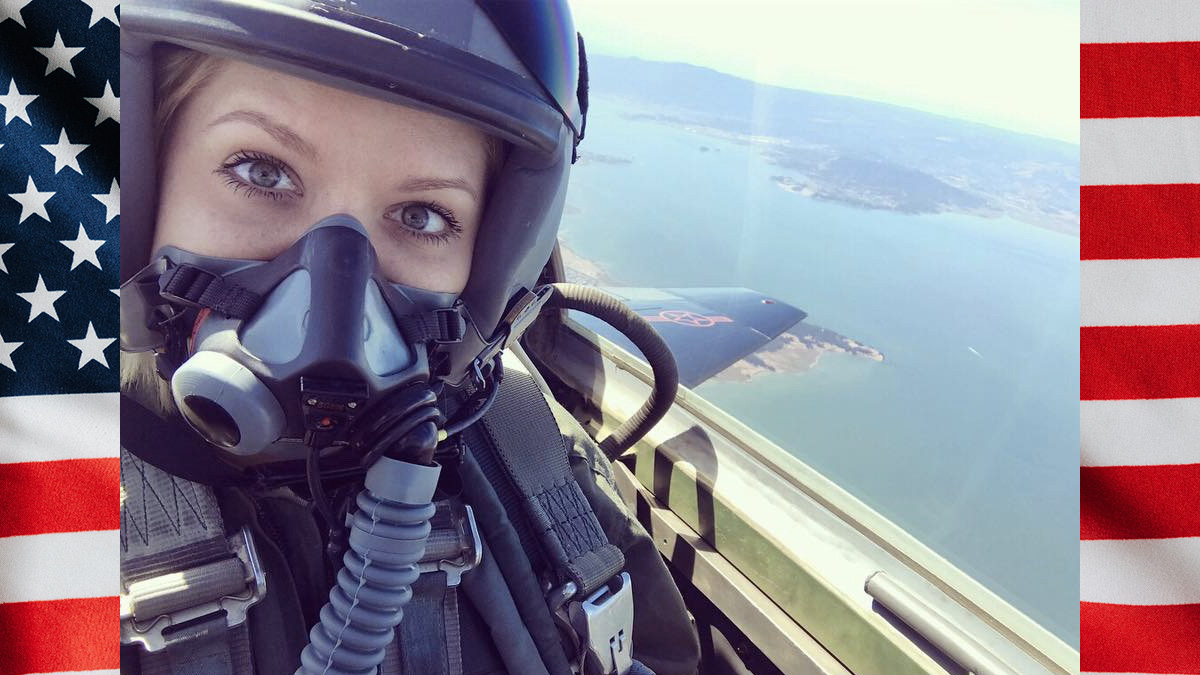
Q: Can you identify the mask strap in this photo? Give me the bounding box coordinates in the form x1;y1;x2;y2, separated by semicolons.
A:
159;264;263;319
396;305;468;345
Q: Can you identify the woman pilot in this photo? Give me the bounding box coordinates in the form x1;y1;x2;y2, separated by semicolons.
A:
117;2;700;674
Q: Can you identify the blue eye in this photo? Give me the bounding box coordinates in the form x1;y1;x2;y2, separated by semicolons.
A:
216;150;302;200
384;202;463;245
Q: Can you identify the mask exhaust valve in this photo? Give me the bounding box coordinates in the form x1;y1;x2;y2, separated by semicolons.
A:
179;395;241;448
170;351;286;455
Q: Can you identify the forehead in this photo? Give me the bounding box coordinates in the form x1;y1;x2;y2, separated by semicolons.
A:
190;57;490;166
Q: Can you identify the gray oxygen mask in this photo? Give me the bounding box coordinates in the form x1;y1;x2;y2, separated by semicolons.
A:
132;215;461;460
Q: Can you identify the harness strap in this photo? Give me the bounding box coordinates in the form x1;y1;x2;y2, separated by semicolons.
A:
141;621;252;675
120;447;258;675
383;498;479;675
393;572;460;675
480;369;625;596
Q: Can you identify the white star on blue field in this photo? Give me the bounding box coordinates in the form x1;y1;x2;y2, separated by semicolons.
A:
0;0;117;390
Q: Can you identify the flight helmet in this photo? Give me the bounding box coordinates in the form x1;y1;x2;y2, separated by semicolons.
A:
120;0;588;389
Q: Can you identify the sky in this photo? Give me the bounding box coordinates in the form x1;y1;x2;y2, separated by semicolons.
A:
569;0;1080;144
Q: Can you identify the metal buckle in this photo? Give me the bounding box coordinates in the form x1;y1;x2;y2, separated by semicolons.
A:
416;504;482;587
120;527;267;653
431;305;468;345
569;572;635;675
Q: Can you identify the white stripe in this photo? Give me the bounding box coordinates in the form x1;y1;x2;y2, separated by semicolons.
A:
1082;398;1200;467
1082;258;1200;327
1081;537;1200;605
0;392;118;464
1082;0;1200;43
23;667;120;672
1082;117;1200;186
0;530;118;604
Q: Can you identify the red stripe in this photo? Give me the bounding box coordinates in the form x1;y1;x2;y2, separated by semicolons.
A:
1082;42;1200;118
0;596;119;674
1082;602;1200;674
1081;325;1200;400
0;458;119;538
1081;184;1200;260
1082;463;1200;539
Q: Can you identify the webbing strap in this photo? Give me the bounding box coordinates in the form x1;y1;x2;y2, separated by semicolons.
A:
120;447;228;577
480;369;625;596
445;585;463;675
396;306;467;344
139;621;254;675
389;572;461;675
126;557;246;618
159;264;262;319
381;498;480;675
120;447;255;675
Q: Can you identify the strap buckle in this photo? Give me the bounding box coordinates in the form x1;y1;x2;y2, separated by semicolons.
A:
120;527;267;653
569;572;635;675
416;503;482;587
157;263;217;309
430;306;468;345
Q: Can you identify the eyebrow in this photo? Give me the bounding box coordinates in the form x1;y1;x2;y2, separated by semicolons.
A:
207;109;320;161
208;108;480;202
396;176;479;203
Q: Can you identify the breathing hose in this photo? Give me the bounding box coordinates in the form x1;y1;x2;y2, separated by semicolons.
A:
543;283;679;456
295;383;443;675
294;281;673;671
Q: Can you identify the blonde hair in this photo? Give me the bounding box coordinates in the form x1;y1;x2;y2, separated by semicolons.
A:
124;46;509;414
121;46;223;415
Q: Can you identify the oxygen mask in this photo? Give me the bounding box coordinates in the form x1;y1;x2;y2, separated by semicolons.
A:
120;213;482;467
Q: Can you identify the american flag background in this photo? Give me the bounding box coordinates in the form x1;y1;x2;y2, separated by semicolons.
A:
2;0;1197;672
0;0;119;673
1081;0;1200;673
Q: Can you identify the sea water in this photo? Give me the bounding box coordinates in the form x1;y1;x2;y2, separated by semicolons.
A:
560;100;1081;646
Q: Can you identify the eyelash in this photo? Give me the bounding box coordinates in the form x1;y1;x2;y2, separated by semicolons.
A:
402;202;463;246
215;150;301;201
214;149;463;244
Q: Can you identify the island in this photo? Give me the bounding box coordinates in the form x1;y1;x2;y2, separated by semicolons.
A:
592;55;1079;236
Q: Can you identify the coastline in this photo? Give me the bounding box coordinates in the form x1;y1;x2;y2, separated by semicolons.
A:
617;110;1080;237
713;323;885;383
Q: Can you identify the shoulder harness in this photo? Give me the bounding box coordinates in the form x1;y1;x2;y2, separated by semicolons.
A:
119;362;649;675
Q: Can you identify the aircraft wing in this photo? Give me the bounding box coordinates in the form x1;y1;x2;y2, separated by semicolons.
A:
568;287;807;388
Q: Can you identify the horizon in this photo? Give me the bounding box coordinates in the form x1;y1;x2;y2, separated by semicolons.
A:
570;0;1080;145
589;51;1081;148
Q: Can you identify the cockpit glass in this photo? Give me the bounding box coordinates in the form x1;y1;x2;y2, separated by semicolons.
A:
561;0;1079;648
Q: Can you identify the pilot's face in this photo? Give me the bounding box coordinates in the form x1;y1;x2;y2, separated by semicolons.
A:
152;57;492;293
